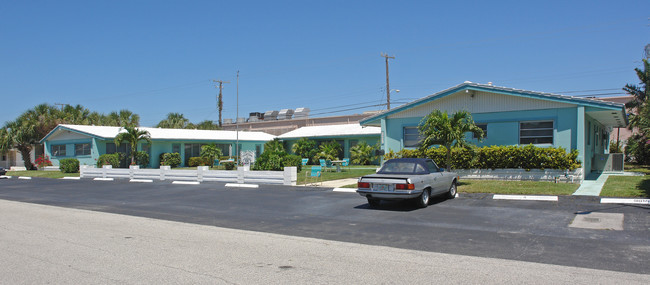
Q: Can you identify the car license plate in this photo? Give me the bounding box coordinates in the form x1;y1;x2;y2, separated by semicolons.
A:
374;184;391;191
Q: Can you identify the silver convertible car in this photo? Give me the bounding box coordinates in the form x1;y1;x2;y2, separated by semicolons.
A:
357;158;459;208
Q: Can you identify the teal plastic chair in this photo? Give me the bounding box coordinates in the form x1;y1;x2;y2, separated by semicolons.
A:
306;166;322;186
342;158;350;171
319;159;327;170
325;159;333;172
301;158;309;166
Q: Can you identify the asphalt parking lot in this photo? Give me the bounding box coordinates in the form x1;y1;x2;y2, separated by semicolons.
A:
1;177;649;274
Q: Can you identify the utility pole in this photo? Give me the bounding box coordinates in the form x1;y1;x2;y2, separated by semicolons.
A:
381;53;395;109
54;103;68;110
212;79;230;127
236;71;240;166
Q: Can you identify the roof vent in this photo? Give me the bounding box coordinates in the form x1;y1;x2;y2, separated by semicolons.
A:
487;82;493;86
263;110;279;120
294;107;310;119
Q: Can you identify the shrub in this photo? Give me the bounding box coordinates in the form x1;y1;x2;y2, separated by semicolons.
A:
35;154;53;168
135;151;149;168
97;154;120;168
160;153;181;168
188;157;211;167
315;140;343;161
291;138;318;164
222;161;236;170
384;145;581;170
350;142;378;165
59;158;80;173
283;154;303;172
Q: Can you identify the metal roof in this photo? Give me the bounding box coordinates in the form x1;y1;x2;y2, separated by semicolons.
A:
277;123;381;139
40;124;276;143
361;82;627;127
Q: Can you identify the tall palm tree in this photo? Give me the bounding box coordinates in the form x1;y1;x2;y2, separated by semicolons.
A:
156;113;191;129
103;110;140;127
114;126;151;165
418;110;484;171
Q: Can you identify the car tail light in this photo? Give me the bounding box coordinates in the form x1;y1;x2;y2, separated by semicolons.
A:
358;182;370;188
395;183;415;190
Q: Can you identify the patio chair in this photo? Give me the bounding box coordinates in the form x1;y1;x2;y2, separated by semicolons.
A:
319;159;327;171
306;166;322;186
325;159;333;172
301;158;309;166
342;158;350;171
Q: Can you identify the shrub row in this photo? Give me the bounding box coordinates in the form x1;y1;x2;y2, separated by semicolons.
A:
59;158;79;173
384;145;581;170
159;152;181;168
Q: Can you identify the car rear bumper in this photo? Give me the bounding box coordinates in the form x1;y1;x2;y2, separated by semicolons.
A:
356;189;423;200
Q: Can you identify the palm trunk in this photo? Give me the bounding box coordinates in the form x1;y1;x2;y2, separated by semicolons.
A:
17;145;34;170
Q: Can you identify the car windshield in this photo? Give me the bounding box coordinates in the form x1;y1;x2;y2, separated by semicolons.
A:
378;161;427;174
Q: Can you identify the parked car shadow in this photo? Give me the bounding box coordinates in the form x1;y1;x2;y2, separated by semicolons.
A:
354;195;449;212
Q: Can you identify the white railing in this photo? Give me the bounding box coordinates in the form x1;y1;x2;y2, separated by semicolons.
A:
456;168;584;183
80;165;297;186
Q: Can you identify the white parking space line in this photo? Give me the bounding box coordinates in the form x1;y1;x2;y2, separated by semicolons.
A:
493;194;558;201
601;198;650;205
94;178;114;181
172;181;200;185
18;176;32;180
60;177;81;180
130;179;154;183
333;188;357;193
225;183;259;188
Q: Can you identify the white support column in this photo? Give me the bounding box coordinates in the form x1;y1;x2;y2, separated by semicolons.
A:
197;166;208;182
129;165;139;180
160;165;170;181
284;166;297;186
102;165;112;178
237;167;245;184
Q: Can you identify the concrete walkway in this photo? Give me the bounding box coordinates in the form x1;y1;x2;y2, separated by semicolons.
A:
572;172;643;196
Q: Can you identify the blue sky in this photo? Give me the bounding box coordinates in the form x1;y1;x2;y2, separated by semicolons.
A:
1;0;648;127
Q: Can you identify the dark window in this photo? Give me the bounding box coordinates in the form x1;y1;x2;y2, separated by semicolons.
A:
52;145;66;156
519;121;554;144
255;145;261;157
172;143;181;154
474;124;487;139
426;160;439;172
184;143;204;165
215;144;230;156
106;143;129;154
587;122;591;145
75;143;91;156
403;126;422;147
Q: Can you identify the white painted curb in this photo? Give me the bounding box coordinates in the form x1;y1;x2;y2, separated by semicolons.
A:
60;177;80;180
493;194;558;201
94;178;114;181
333;188;357;193
130;179;153;183
18;176;32;180
172;181;200;185
225;183;259;188
601;198;650;205
0;176;11;179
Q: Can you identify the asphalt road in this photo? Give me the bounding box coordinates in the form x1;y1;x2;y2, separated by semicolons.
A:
1;177;649;275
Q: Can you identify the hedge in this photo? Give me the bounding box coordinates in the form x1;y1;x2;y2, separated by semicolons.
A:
159;153;181;168
188;156;212;167
59;158;80;173
97;153;120;168
384;145;581;170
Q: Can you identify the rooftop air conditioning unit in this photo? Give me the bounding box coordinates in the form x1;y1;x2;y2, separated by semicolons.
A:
264;110;279;120
294;107;310;119
278;109;294;120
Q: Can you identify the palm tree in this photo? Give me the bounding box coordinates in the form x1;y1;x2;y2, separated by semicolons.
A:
418;110;484;171
194;120;220;130
114;126;151;165
625;59;650;129
315;140;342;161
350;142;377;165
291;138;317;163
156;113;191;129
200;144;223;167
103;110;140;127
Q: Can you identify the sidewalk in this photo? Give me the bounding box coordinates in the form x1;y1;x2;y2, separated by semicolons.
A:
301;178;358;188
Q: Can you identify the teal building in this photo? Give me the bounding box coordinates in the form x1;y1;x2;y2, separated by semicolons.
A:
40;124;275;167
360;82;628;174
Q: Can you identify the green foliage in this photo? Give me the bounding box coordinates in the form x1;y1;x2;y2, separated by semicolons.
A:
222;161;236;170
59;158;80;173
160;152;181;168
264;138;286;153
97;153;120;168
383;145;581;170
315;140;342;161
134;151;149;168
419;110;483;170
609;141;623;153
188;157;211;167
625;134;650;164
114;126;151;165
200;144;222;167
283;154;303;172
252;142;302;172
350;142;377;165
291;138;318;164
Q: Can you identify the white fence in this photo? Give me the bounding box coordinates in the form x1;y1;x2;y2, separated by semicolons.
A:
80;165;297;186
456;168;584;183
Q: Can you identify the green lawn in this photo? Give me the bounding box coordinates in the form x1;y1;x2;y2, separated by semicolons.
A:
458;180;579;195
298;166;377;185
6;170;80;179
600;176;650;197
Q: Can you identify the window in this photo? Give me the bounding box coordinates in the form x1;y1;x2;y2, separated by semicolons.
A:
349;140;358;150
519;121;553;144
184;143;204;165
52;145;66;156
255;144;261;157
172;144;181;154
426;160;439;172
474;124;487;139
403;126;422;147
587;122;591;145
106;143;129;154
75;143;91;156
215;144;230;156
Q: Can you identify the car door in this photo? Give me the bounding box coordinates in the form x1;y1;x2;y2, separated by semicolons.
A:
425;160;445;194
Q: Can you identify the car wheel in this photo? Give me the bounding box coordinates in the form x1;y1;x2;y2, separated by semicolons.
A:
416;188;430;208
447;182;457;199
367;198;381;208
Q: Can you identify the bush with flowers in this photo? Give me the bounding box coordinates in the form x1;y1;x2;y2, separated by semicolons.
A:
35;155;53;169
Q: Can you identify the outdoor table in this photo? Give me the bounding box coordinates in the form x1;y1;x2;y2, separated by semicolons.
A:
331;160;345;172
